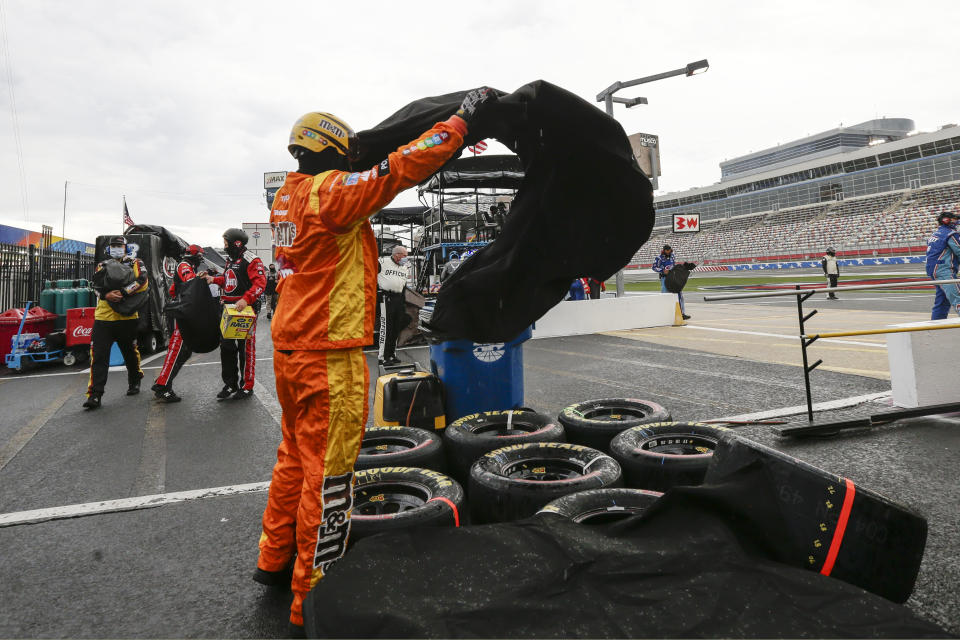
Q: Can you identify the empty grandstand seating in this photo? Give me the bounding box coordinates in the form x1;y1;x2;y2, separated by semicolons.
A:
630;181;960;266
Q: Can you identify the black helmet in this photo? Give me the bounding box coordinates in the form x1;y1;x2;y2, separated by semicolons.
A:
662;244;672;253
223;228;248;258
937;210;958;225
826;247;836;255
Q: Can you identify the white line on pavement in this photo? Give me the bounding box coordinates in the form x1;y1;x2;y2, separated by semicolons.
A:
712;392;892;422
0;481;270;528
685;325;883;348
254;379;282;426
2;355;277;381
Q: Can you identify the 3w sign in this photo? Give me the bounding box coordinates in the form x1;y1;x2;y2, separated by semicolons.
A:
672;213;700;233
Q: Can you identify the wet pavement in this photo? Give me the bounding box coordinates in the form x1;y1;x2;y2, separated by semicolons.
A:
0;308;957;637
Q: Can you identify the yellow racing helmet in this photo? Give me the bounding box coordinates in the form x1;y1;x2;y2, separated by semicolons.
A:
288;112;356;158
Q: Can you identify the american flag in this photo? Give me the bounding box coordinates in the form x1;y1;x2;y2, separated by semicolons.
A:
467;140;488;155
123;200;134;227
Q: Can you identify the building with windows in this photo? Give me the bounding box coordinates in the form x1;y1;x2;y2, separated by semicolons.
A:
634;118;960;266
654;119;960;227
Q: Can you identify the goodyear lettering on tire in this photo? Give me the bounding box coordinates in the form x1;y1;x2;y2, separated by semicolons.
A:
354;466;454;488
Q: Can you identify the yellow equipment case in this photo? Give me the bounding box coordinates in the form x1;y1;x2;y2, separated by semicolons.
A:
373;369;446;430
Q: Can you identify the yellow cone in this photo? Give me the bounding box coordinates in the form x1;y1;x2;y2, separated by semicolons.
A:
673;302;687;326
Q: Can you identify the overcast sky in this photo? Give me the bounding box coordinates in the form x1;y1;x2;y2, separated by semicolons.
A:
1;0;958;247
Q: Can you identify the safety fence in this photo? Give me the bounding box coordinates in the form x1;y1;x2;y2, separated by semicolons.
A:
0;242;96;311
703;279;960;428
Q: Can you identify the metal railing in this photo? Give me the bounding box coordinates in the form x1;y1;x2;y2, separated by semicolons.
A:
703;279;960;422
0;243;95;310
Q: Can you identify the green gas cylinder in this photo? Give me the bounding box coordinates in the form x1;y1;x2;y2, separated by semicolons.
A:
56;279;72;288
52;288;66;316
75;288;93;308
40;287;57;314
61;288;78;312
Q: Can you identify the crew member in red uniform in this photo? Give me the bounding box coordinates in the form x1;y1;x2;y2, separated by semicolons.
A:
253;88;496;633
207;228;266;400
150;244;205;403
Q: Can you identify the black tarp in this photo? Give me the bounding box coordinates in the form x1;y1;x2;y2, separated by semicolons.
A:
421;154;524;191
163;277;221;353
303;458;946;639
370;206;429;226
354;81;655;343
123;224;189;260
664;262;696;293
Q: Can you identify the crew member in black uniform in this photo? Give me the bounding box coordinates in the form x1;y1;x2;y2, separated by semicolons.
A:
205;228;266;400
83;235;149;410
151;244;205;403
377;245;409;366
265;264;278;320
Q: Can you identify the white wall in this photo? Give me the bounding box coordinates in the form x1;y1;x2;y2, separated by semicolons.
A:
242;222;273;266
531;293;676;339
887;319;960;408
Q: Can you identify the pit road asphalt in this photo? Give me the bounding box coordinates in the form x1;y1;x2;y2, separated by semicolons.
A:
0;291;956;637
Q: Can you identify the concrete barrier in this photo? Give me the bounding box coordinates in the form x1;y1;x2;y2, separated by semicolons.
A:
531;293;676;340
886;318;960;408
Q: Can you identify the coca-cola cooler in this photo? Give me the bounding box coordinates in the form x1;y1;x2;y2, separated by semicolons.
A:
64;307;95;366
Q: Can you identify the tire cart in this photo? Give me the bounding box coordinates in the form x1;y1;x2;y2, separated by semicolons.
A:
4;302;64;373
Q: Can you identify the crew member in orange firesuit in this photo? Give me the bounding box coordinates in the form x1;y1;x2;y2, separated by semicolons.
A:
150;244;205;403
205;228;266;400
254;88;496;632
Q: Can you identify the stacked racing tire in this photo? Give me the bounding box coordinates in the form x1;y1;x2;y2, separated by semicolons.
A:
609;421;728;491
469;442;622;523
558;398;670;453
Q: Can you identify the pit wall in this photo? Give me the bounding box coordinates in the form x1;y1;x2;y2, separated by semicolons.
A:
629;255;925;272
532;293;676;339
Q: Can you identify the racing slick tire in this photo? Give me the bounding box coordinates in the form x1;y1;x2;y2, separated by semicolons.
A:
558;398;671;453
609;422;729;492
537;487;664;524
350;467;464;544
355;426;446;473
443;409;565;484
468;442;622;524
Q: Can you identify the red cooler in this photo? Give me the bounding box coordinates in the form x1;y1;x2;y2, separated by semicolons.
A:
66;307;96;347
0;306;58;361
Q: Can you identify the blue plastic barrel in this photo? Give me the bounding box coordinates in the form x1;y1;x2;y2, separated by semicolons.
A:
429;326;532;422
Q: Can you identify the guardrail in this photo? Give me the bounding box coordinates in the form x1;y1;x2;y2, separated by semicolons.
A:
703;278;960;423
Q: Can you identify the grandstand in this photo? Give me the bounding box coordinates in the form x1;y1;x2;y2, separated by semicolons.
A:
633;118;960;267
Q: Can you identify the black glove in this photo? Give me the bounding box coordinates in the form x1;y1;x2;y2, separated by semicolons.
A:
455;87;497;126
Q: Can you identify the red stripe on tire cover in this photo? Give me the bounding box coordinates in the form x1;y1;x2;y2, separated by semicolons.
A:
820;477;856;577
428;496;460;527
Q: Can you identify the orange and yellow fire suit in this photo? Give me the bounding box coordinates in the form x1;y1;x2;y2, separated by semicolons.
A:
259;116;467;626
